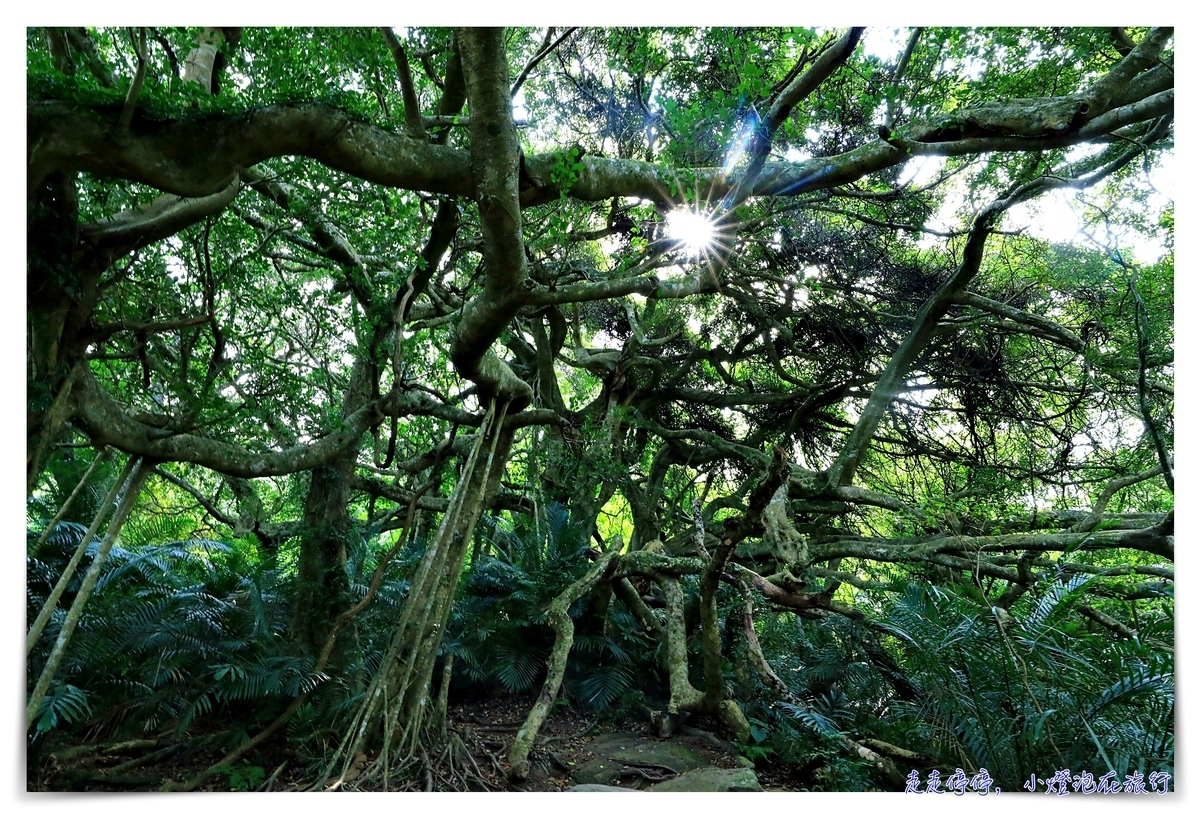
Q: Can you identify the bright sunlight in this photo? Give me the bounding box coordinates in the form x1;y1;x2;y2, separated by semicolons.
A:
666;207;719;256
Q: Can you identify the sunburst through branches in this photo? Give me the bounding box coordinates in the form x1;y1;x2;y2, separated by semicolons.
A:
656;111;757;281
665;206;720;256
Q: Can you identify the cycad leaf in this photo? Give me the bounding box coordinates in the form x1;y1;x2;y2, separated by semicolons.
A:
1086;668;1173;720
493;644;544;692
574;663;632;708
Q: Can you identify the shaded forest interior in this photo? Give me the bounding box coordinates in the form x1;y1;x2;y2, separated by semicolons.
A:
26;26;1173;792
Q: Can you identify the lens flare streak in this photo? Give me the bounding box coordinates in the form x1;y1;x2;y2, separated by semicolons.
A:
721;111;759;178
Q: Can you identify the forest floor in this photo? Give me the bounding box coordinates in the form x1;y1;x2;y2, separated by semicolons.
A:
31;693;807;792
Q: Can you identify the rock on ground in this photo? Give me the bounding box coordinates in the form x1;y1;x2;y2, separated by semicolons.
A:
650;766;764;792
570;733;711;786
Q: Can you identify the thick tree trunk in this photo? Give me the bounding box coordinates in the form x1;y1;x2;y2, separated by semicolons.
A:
293;359;376;657
27;173;98;493
181;28;225;94
28;172;240;493
292;457;357;657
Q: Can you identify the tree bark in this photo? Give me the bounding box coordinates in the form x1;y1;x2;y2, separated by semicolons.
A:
509;549;619;780
290;305;385;653
319;402;513;789
181;27;225;94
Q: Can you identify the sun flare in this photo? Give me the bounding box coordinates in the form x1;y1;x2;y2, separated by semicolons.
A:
666;208;719;256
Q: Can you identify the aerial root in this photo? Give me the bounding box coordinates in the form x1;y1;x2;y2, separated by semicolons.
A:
318;728;494;792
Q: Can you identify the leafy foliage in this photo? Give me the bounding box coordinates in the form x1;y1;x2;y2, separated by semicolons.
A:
25;26;1172;791
447;503;651;708
879;581;1173;789
27;522;322;744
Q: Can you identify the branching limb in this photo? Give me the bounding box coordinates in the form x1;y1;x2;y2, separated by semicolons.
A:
1070;464;1168;533
151;466;238;528
85;314;213;345
1078;604;1139;641
64;28;115;87
956;291;1084;353
824;133;1160;490
508;549;620;780
81;180;242;260
824;196;1006;488
72;366;380;477
31;62;1170;205
379;27;426;137
453;28;535;407
725;27;863;209
884;28;922;129
1082;27;1173;115
613;577;665;639
115;28;147;144
811;524;1174;563
1129;275;1174;493
510;27;578;100
735;578;903;786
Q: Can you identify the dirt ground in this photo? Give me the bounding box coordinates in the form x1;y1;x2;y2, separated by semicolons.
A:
30;693;807;792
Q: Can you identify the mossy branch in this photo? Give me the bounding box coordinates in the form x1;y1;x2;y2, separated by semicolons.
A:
508;549;620;780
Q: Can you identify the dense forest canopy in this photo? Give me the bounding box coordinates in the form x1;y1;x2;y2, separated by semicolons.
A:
26;25;1173;792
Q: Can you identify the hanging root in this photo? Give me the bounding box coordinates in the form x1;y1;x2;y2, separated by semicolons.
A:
28;458;151;730
168;397;514;794
165;428;462;793
432;654;454;743
315;398;509;791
